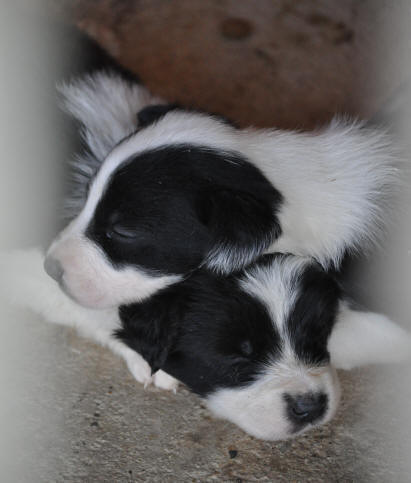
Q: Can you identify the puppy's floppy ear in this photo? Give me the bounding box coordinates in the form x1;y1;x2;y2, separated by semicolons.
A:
137;103;179;128
198;188;282;274
59;72;164;160
328;304;411;370
61;73;165;219
115;291;181;373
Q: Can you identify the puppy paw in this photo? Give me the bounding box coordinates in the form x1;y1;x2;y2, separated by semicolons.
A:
125;352;152;387
152;370;179;392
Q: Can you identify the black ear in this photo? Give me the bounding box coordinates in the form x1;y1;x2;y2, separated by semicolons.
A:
115;291;180;373
137;103;180;128
197;188;282;274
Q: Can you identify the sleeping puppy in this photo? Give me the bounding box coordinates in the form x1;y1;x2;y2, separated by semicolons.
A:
116;253;343;441
3;249;410;440
115;253;411;440
44;69;400;309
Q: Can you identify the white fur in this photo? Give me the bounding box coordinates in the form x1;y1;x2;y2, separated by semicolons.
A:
59;72;164;161
240;255;310;333
49;72;401;307
0;248;178;390
329;303;411;370
46;230;181;309
250;120;401;267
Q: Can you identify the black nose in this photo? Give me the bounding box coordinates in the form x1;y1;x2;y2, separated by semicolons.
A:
44;256;64;283
284;392;328;426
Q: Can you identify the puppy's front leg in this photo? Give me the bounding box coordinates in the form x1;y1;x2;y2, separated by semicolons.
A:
89;330;152;387
152;370;179;392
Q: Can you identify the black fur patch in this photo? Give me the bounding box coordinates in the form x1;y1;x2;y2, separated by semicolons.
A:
116;270;281;396
86;145;282;276
137;104;237;129
137;104;180;127
286;263;341;364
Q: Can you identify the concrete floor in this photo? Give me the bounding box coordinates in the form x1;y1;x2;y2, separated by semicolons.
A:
2;310;411;482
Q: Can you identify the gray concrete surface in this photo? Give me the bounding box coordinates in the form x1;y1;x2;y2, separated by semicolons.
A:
3;309;409;482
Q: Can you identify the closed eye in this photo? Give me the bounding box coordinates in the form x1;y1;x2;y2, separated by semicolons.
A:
229;355;251;365
106;224;138;240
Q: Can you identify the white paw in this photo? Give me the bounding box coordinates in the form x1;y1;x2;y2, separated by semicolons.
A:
125;351;152;387
152;370;179;392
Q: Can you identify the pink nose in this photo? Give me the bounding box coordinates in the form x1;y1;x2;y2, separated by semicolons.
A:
44;256;64;283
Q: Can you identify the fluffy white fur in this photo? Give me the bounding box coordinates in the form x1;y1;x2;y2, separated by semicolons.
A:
47;72;401;309
329;302;411;370
250;120;400;267
60;72;400;271
59;72;164;162
239;255;309;332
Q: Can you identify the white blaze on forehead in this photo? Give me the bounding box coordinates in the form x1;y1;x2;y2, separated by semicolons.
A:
239;255;311;334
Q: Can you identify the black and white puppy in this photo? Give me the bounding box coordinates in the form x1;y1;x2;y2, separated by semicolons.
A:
117;253;343;440
3;248;410;440
44;68;400;309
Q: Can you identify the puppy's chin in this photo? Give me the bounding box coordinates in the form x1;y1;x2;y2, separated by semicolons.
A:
59;269;180;309
58;279;115;310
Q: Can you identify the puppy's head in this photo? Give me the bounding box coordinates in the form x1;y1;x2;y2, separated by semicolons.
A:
45;108;282;308
117;254;343;440
45;72;399;308
117;253;411;440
